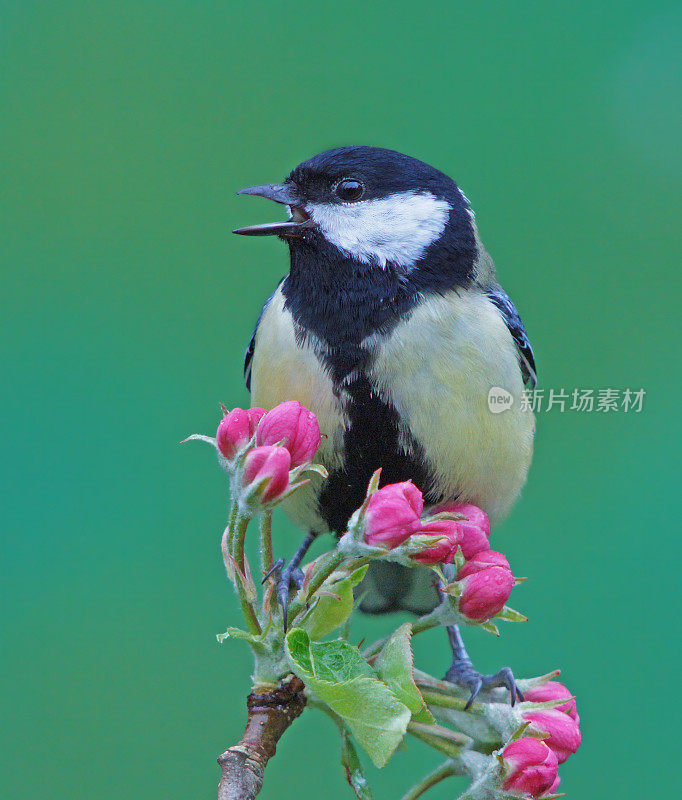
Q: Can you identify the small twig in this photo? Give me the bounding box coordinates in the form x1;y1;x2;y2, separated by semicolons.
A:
413;670;479;706
406;721;469;758
229;513;262;636
399;761;458;800
341;730;374;800
411;614;440;636
217;677;307;800
419;689;482;714
259;510;273;575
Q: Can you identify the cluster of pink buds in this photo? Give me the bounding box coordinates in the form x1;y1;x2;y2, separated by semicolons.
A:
233;401;320;506
491;677;581;796
357;485;515;624
188;400;323;511
522;679;582;768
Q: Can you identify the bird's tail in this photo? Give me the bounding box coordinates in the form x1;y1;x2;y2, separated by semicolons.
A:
357;561;440;615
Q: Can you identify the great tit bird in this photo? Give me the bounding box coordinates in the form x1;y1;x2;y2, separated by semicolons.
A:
235;146;536;705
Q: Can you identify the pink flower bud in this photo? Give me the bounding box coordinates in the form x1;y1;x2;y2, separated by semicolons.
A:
455;520;491;559
242;445;291;503
246;406;267;429
545;774;561;795
457;549;511;577
411;519;460;564
217;407;265;460
522;709;581;764
457;556;514;622
456;520;490;559
255;400;321;468
363;481;424;548
523;681;579;723
502;737;559;798
445;503;491;537
435;502;491;558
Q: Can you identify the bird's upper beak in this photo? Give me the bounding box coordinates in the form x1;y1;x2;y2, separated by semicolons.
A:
233;183;314;237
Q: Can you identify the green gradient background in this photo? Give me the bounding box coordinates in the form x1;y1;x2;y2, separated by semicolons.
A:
2;2;680;797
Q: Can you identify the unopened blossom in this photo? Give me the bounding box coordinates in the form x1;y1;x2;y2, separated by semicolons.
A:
446;502;491;537
216;406;266;460
523;709;581;764
501;737;559;798
255;400;321;467
241;445;291;503
363;481;424;548
457;550;514;621
435;502;491;558
523;680;579;723
411;519;460;564
457;549;510;575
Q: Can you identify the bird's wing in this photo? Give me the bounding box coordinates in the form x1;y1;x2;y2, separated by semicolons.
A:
486;287;537;389
244;278;285;391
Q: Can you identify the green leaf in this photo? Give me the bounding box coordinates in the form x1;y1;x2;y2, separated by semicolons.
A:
375;623;435;724
365;468;383;497
302;565;369;640
216;626;260;644
516;670;561;692
285;629;411;767
341;731;374;800
494;605;528;623
291;461;329;480
508;720;533;742
181;433;217;448
478;620;500;636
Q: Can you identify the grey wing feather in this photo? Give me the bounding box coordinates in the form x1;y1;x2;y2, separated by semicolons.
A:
486;287;537;389
244;278;284;391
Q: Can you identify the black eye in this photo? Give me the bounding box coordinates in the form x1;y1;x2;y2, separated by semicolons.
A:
334;178;365;202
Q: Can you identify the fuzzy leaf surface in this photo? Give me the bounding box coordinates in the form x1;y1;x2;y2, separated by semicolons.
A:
285;629;410;767
302;565;369;640
375;623;435;723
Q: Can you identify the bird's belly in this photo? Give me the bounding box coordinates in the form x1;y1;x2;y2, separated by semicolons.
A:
367;291;535;522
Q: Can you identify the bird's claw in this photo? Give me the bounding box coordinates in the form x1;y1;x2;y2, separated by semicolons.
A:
262;558;304;631
445;660;524;710
262;558;286;584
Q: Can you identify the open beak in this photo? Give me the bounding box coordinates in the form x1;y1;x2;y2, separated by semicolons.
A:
233;183;314;237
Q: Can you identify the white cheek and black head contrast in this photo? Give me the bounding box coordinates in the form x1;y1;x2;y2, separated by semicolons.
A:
234;146;477;276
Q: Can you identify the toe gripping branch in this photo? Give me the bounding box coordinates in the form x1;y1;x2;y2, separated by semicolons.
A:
445;624;524;710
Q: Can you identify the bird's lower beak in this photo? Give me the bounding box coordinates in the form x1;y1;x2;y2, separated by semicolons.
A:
233;183;314;237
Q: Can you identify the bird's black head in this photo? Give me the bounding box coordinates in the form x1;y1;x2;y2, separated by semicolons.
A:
235;146;478;284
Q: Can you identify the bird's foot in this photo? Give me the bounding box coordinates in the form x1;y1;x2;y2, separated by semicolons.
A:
445;657;524;710
262;557;305;631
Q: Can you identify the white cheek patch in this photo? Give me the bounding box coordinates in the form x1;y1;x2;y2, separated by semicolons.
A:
307;191;451;269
